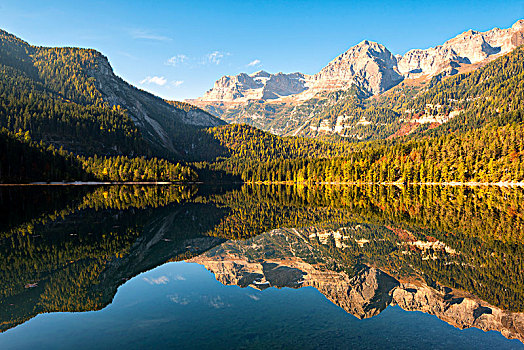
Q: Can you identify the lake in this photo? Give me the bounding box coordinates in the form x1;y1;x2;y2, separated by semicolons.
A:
0;184;523;349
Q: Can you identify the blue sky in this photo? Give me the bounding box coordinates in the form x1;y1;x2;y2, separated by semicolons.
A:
1;0;523;100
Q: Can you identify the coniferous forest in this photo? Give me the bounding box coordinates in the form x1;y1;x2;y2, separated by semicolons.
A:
1;28;524;185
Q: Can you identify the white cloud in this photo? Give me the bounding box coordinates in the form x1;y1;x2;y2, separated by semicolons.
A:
143;276;169;285
168;294;189;305
166;54;188;67
205;51;227;65
204;295;228;309
247;59;261;67
140;76;167;86
131;29;171;41
166;52;230;68
171;80;184;87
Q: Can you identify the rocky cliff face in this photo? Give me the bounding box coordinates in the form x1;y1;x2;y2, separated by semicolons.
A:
191;250;524;343
397;19;524;77
392;283;524;343
87;53;224;153
308;40;402;96
201;70;308;102
191;255;399;319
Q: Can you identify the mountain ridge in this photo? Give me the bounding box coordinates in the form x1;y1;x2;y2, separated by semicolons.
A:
195;19;524;104
190;19;524;139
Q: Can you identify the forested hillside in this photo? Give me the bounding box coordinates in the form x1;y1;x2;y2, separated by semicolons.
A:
198;46;524;184
0;32;144;156
0;128;87;182
236;123;524;183
0;127;197;183
203;121;524;185
206;124;353;160
0;29;224;182
0;29;223;159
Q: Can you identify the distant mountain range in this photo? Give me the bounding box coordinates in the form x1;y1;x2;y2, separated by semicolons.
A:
190;20;524;138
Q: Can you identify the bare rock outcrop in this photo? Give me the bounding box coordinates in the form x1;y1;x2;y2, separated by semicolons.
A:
311;266;399;319
308;40;403;95
86;52;223;152
193;251;524;343
201;70;308;102
190;254;399;319
398;19;524;78
392;283;524;343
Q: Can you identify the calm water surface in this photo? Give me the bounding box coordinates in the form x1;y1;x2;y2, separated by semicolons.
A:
0;184;523;349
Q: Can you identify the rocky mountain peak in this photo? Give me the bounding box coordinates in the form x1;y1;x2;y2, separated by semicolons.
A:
398;19;524;78
512;19;524;30
357;39;385;50
310;39;402;95
200;70;308;102
250;70;271;78
193;20;524;105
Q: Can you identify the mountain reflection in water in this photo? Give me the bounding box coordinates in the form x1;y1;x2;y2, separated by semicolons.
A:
0;184;523;347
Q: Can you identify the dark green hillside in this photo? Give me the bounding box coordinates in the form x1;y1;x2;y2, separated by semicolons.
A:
205;123;353;161
192;123;360;180
0;128;88;183
0;29;230;182
0;29;224;161
0;30;146;156
0;128;198;183
0;64;143;155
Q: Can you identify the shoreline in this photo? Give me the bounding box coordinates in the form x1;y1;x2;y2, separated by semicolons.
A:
0;180;523;187
0;181;205;186
251;181;524;187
